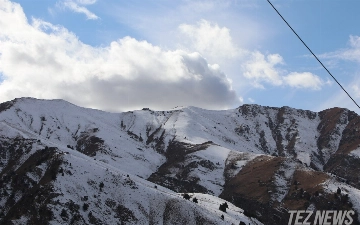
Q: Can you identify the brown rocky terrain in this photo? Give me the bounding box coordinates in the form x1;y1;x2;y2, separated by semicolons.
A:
1;98;360;224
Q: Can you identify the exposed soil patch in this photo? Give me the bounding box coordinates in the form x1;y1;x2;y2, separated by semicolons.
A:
324;154;360;189
220;155;286;224
283;169;329;210
337;111;360;154
317;108;346;150
283;169;359;225
221;155;284;204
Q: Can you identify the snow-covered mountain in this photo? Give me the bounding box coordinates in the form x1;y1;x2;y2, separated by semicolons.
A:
0;97;360;225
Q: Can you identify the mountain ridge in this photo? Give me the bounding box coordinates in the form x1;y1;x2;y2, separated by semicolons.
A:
1;97;360;224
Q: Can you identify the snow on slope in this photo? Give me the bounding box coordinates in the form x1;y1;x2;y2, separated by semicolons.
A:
350;147;360;158
0;98;347;173
324;178;360;222
0;135;262;224
2;98;360;224
0;98;353;196
320;111;349;164
0;98;165;178
291;112;320;167
178;145;260;196
271;158;297;202
178;145;230;196
41;149;263;224
0;98;266;224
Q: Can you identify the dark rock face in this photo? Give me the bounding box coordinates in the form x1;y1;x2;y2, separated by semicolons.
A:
220;155;359;225
317;108;347;151
220;155;286;224
324;154;360;189
0;99;15;113
146;106;360;225
76;132;105;157
2;98;360;225
0;139;63;224
148;140;213;194
237;105;320;160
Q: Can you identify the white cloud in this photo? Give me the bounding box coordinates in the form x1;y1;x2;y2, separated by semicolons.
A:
179;19;241;62
316;37;360;112
316;82;360;114
248;98;254;103
58;0;99;20
0;0;239;111
76;0;97;5
243;51;325;90
238;96;244;103
106;0;265;52
352;84;360;98
321;35;360;63
283;72;323;90
242;51;284;88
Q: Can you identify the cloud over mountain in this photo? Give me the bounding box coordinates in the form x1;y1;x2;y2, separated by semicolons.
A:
0;0;239;111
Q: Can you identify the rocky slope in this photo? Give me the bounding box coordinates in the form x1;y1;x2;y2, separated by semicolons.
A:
0;97;360;224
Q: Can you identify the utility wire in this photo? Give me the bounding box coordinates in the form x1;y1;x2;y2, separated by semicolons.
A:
266;0;360;110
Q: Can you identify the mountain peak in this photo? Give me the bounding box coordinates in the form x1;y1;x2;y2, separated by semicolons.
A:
1;98;360;224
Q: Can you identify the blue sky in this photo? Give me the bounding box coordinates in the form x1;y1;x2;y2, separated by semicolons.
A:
1;0;360;113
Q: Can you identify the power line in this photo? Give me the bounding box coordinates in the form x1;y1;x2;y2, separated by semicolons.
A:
266;0;360;110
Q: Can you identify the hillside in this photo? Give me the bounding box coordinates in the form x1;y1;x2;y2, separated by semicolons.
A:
1;97;360;224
